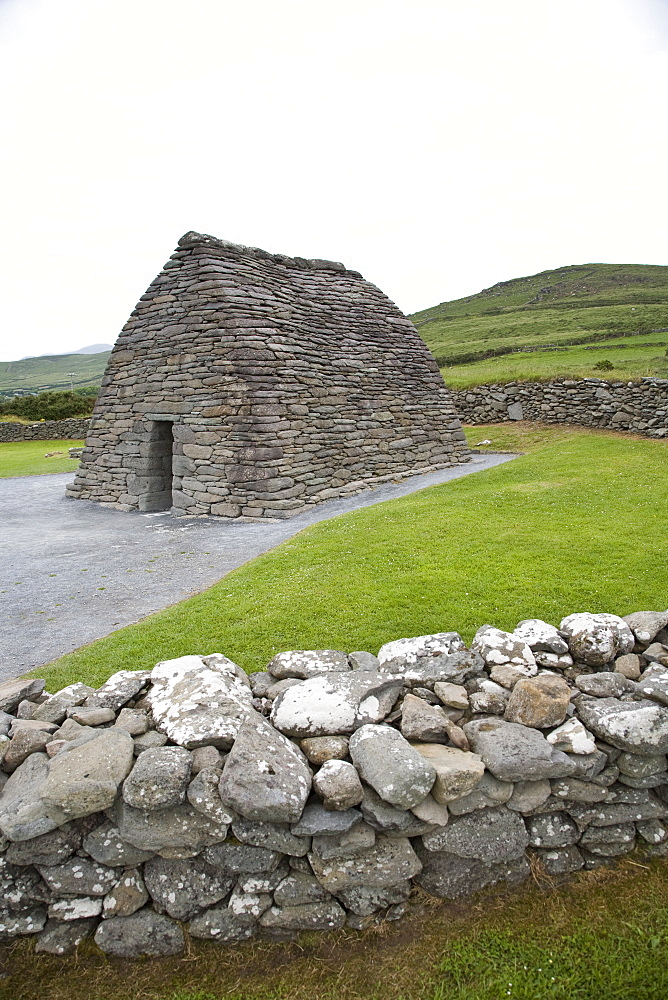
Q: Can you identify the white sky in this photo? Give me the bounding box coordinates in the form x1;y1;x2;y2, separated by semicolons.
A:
1;0;667;361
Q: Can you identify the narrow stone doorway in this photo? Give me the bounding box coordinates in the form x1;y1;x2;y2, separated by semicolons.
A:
140;420;175;511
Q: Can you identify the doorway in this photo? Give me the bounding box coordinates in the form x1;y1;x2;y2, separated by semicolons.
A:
140;420;175;511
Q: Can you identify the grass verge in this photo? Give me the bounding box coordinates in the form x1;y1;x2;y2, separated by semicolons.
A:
0;439;83;477
31;424;668;691
3;855;667;1000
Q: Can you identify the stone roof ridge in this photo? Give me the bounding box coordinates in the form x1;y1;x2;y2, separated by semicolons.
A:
176;231;361;278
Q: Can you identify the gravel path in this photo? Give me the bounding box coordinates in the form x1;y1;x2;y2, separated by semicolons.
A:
0;454;517;679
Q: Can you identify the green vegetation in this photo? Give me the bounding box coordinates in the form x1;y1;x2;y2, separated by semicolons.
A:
0;439;84;477
5;856;668;999
0;350;108;396
410;263;668;386
0;390;95;421
33;425;668;693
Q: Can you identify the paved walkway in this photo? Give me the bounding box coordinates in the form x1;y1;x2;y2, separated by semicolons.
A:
0;454;517;679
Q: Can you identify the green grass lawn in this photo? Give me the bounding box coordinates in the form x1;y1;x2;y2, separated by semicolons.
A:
32;425;668;693
0;439;83;477
5;855;668;1000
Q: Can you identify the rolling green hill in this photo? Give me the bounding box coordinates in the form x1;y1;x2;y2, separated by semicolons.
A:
0;351;110;396
410;263;668;387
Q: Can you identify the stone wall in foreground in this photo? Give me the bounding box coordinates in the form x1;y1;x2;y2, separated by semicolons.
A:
450;377;668;437
0;419;90;443
1;608;668;957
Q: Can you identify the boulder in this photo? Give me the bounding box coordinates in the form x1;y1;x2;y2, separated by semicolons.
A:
447;771;513;815
559;613;634;666
526;812;579;847
410;743;485;805
576;697;668;754
377;632;465;670
111;798;229;853
506;779;552;814
122;747;192;810
400;694;451;743
6;822;85;867
266;650;349;679
0;678;45;715
39;858;119;896
148;654;253;749
513;620;569;654
83;670;150;712
188;906;257;942
102;868;149;917
300;735;350;765
35;917;97;955
349;725;435;808
471;626;537;675
463;718;577;781
546;718;597;755
94;910;184;957
504;674;571;729
309;834;421;892
203;842;282;875
434;682;469;710
422;805;529;861
623;610;668;646
312;760;364;810
575;672;635;698
41;728;134;822
414;845;529;899
0;753;57;841
83;820;155;866
232;818;311;856
334;881;411;915
218;714;311;823
274;872;330;906
143;856;234;920
270;671;402;738
636;664;668;706
311;821;377;859
259;900;346;931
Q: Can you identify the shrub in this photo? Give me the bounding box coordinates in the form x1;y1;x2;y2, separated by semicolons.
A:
0;390;96;421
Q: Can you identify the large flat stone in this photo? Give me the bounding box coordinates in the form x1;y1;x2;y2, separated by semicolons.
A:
576;697;668;754
463;718;577;781
110;798;229;853
560;613;634;666
422;805;529;860
148;654;253;749
414;846;530;899
219;713;311;823
0;678;45;714
309;834;421;892
270;671;402;738
266;650;349;679
144;856;234;920
94;911;184;957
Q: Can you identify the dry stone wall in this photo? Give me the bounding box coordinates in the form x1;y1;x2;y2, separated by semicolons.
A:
68;232;468;519
0;419;90;443
450;377;668;437
2;608;668;957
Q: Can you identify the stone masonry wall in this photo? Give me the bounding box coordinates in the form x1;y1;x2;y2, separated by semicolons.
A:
450;377;668;437
1;608;668;957
0;419;91;443
68;232;468;518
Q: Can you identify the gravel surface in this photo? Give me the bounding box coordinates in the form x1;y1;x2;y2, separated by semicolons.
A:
0;454;516;679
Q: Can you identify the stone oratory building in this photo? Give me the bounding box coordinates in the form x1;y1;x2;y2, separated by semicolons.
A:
69;232;469;519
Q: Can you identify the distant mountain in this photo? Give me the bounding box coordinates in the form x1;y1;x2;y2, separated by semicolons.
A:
411;262;668;386
0;351;111;396
20;343;113;360
71;343;114;355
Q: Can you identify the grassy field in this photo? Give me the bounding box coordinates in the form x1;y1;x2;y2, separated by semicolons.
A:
31;424;668;693
410;263;668;386
0;350;108;395
0;439;83;477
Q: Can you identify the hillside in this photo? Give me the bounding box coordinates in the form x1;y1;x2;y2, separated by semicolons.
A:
0;350;110;396
410;263;668;387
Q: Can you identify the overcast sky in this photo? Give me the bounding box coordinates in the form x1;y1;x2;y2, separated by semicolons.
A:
1;0;667;361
